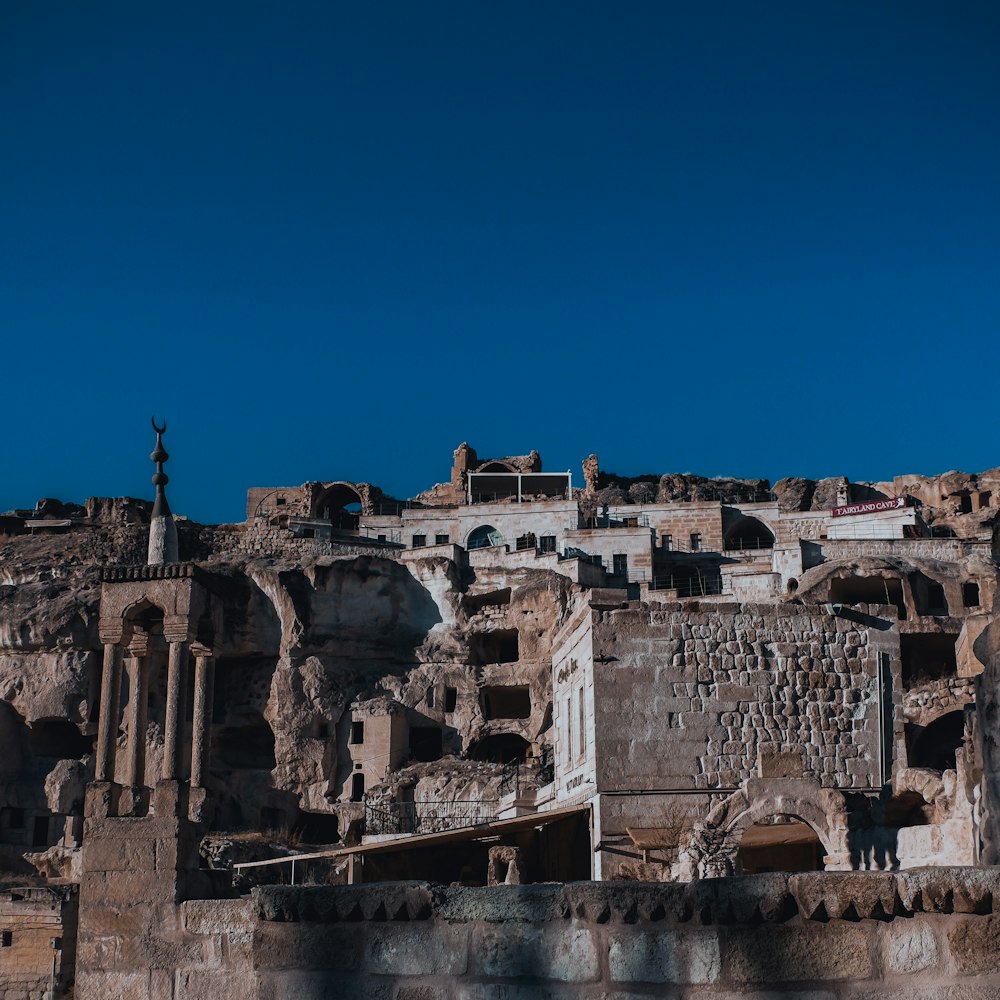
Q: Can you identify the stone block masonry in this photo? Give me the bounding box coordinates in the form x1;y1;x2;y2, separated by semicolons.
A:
84;869;1000;1000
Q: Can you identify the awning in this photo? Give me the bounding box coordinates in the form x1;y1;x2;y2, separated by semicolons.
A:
234;803;591;871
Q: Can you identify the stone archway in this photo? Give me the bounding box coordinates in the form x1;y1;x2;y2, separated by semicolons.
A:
679;778;850;878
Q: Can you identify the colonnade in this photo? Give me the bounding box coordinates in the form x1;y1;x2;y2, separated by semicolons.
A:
94;620;214;814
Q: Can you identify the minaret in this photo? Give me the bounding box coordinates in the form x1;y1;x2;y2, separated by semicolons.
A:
147;418;179;565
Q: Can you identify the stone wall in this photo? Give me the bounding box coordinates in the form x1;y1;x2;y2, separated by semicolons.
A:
96;870;1000;1000
589;603;901;794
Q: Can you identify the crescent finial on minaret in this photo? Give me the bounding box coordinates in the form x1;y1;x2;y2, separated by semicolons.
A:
147;418;179;565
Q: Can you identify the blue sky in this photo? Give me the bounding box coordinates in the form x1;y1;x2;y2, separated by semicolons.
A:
2;2;998;523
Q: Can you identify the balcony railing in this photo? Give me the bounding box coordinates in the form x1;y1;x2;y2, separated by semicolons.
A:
364;800;498;836
648;574;727;597
722;536;775;551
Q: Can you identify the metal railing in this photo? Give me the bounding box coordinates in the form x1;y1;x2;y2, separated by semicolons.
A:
649;574;727;597
584;514;651;529
722;536;774;551
364;800;498;836
469;492;570;505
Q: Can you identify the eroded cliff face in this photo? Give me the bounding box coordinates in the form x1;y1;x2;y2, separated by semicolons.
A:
0;521;579;875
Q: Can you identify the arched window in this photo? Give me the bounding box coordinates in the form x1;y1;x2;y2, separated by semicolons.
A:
467;525;504;549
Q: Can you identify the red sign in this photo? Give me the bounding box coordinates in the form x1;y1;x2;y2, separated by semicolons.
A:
832;497;906;518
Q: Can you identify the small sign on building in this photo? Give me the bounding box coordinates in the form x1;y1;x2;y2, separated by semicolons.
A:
832;496;906;518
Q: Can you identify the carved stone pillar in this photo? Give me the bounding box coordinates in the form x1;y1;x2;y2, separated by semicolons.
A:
121;632;151;811
95;641;124;782
161;638;188;781
189;644;214;790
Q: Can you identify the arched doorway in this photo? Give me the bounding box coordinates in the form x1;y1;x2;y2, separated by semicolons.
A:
315;483;363;533
467;525;504;550
736;816;825;874
724;516;775;551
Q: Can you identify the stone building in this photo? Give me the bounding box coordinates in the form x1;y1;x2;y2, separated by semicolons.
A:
1;434;1000;996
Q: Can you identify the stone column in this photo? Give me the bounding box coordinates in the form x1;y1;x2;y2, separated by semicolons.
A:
189;644;214;789
95;642;124;782
162;639;188;781
123;636;150;790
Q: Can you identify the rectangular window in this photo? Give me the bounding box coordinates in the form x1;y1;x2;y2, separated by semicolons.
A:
444;687;457;713
1;931;11;947
426;686;435;708
963;582;980;608
661;533;673;551
435;534;449;545
377;534;387;542
350;721;364;744
613;554;628;578
565;695;573;762
412;534;426;548
539;535;556;553
690;532;702;552
578;686;586;762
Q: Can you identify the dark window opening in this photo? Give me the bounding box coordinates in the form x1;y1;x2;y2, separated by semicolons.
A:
27;719;92;759
444;687;458;713
409;727;443;762
32;815;49;847
906;711;965;772
377;534;387;542
412;534;426;548
1;931;10;947
426;687;435;708
302;528;315;539
926;583;948;615
690;533;702;552
959;493;973;514
661;533;673;551
963;582;981;608
435;534;449;545
350;721;364;745
737;818;824;875
350;773;365;802
294;811;339;844
468;732;530;764
213;713;276;770
481;685;531;720
539;535;556;553
1;807;25;830
468;629;519;666
901;633;959;687
829;574;907;621
612;554;628;579
316;721;329;740
275;497;286;506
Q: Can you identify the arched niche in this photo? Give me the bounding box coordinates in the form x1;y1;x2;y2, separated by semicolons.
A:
724;516;775;551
